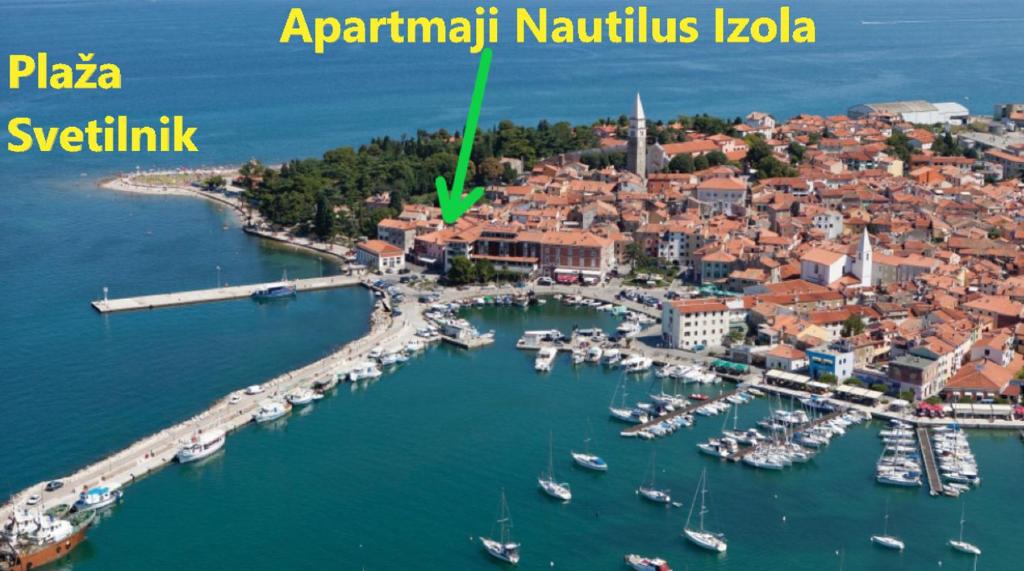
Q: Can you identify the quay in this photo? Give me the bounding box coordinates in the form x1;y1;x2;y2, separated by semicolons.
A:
917;427;944;496
727;408;847;462
622;387;744;436
91;274;361;313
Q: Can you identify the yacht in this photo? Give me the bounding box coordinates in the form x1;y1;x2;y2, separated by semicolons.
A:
876;468;922;487
586;346;603;363
570;430;607;472
602;348;622;366
638;453;671;504
286;388;317;406
347;362;382;382
175;428;226;463
253;400;291;423
682;468;727;552
538;434;572;501
480;490;521;565
404;339;425;353
250;271;296;300
571;348;586;366
623;355;654;374
617;320;642;338
609;380;648;424
869;502;905;551
948;504;982;555
624;554;672;571
534;347;558;372
697;437;738;459
72;486;123;512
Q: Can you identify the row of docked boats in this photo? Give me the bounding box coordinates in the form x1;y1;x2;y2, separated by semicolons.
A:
933;426;981;493
876;420;923;487
655;364;720;384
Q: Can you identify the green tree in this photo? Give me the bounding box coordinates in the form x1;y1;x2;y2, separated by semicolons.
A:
844;378;864;387
202;175;226;191
787;141;806;163
667;154;695;173
705;150;729;167
312;193;335;239
474;259;496;283
886;131;913;163
447;257;477;285
819;373;838;384
899;390;917;402
841;314;865;337
869;383;888;393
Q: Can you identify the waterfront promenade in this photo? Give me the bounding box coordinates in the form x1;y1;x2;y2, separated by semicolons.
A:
92;274;361;313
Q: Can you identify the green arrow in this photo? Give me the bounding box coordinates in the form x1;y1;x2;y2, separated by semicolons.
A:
436;47;492;225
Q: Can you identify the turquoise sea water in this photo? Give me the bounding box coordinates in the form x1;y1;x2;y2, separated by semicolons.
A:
2;0;1023;568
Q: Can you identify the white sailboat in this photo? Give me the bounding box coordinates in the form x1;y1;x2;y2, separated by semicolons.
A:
481;489;521;565
948;503;982;555
637;451;671;504
538;433;572;501
570;423;608;472
869;500;905;550
682;468;727;552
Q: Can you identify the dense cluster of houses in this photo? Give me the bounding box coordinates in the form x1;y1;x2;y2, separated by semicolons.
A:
360;96;1024;404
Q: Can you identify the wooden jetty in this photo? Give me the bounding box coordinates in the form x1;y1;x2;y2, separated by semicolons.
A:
621;388;743;436
916;427;944;496
727;408;847;462
91;274;361;313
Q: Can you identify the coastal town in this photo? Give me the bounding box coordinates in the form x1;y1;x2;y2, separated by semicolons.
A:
356;97;1024;412
6;98;1024;570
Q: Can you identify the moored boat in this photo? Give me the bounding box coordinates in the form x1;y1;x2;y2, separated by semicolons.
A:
71;487;122;513
175;428;226;463
625;553;672;571
1;508;95;571
682;468;727;552
480;490;520;565
252;399;291;423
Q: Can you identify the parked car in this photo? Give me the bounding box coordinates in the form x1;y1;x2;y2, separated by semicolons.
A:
537;277;554;286
26;494;41;506
45;480;64;492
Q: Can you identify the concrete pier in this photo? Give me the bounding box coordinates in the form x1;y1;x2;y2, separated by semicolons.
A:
621;388;744;436
91;275;361;313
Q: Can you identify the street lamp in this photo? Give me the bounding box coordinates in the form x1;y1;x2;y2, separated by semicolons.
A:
216;265;222;288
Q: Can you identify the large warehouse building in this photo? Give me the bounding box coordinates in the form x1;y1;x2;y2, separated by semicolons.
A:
847;100;970;125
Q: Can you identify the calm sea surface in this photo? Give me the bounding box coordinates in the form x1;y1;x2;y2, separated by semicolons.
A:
1;0;1022;568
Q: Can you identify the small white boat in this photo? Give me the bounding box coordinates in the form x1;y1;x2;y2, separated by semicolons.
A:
870;501;904;550
622;355;654;374
287;388;317;406
348;362;382;382
586;346;603;363
539;434;571;501
253;400;291;423
481;490;521;565
682;469;726;552
404;340;425;353
948;504;981;555
176;428;226;463
625;553;672;571
534;347;558;372
73;486;123;512
571;452;608;472
571;349;586;365
638;452;671;504
602;348;622;366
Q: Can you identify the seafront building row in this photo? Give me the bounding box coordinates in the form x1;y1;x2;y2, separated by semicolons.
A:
357;96;1024;407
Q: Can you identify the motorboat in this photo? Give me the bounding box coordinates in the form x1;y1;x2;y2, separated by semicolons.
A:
253;400;291;423
698;438;738;459
347;362;382;382
287;388;317;406
602;348;622;366
682;469;727;552
72;486;123;512
175;428;226;463
625;554;672;571
622;355;654;374
586;346;603;363
481;490;521;565
534;347;558;372
571;349;586;366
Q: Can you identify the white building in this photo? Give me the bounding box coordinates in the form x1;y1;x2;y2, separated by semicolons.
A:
661;299;731;349
356;240;405;274
695;178;747;216
813;210;843;240
800;248;845;286
847;100;970;125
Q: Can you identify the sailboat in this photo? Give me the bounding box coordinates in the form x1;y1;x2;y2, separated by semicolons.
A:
480;489;521;565
682;468;727;552
948;503;982;555
638;451;671;504
609;379;648;424
570;422;608;472
869;500;905;550
538;433;572;501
